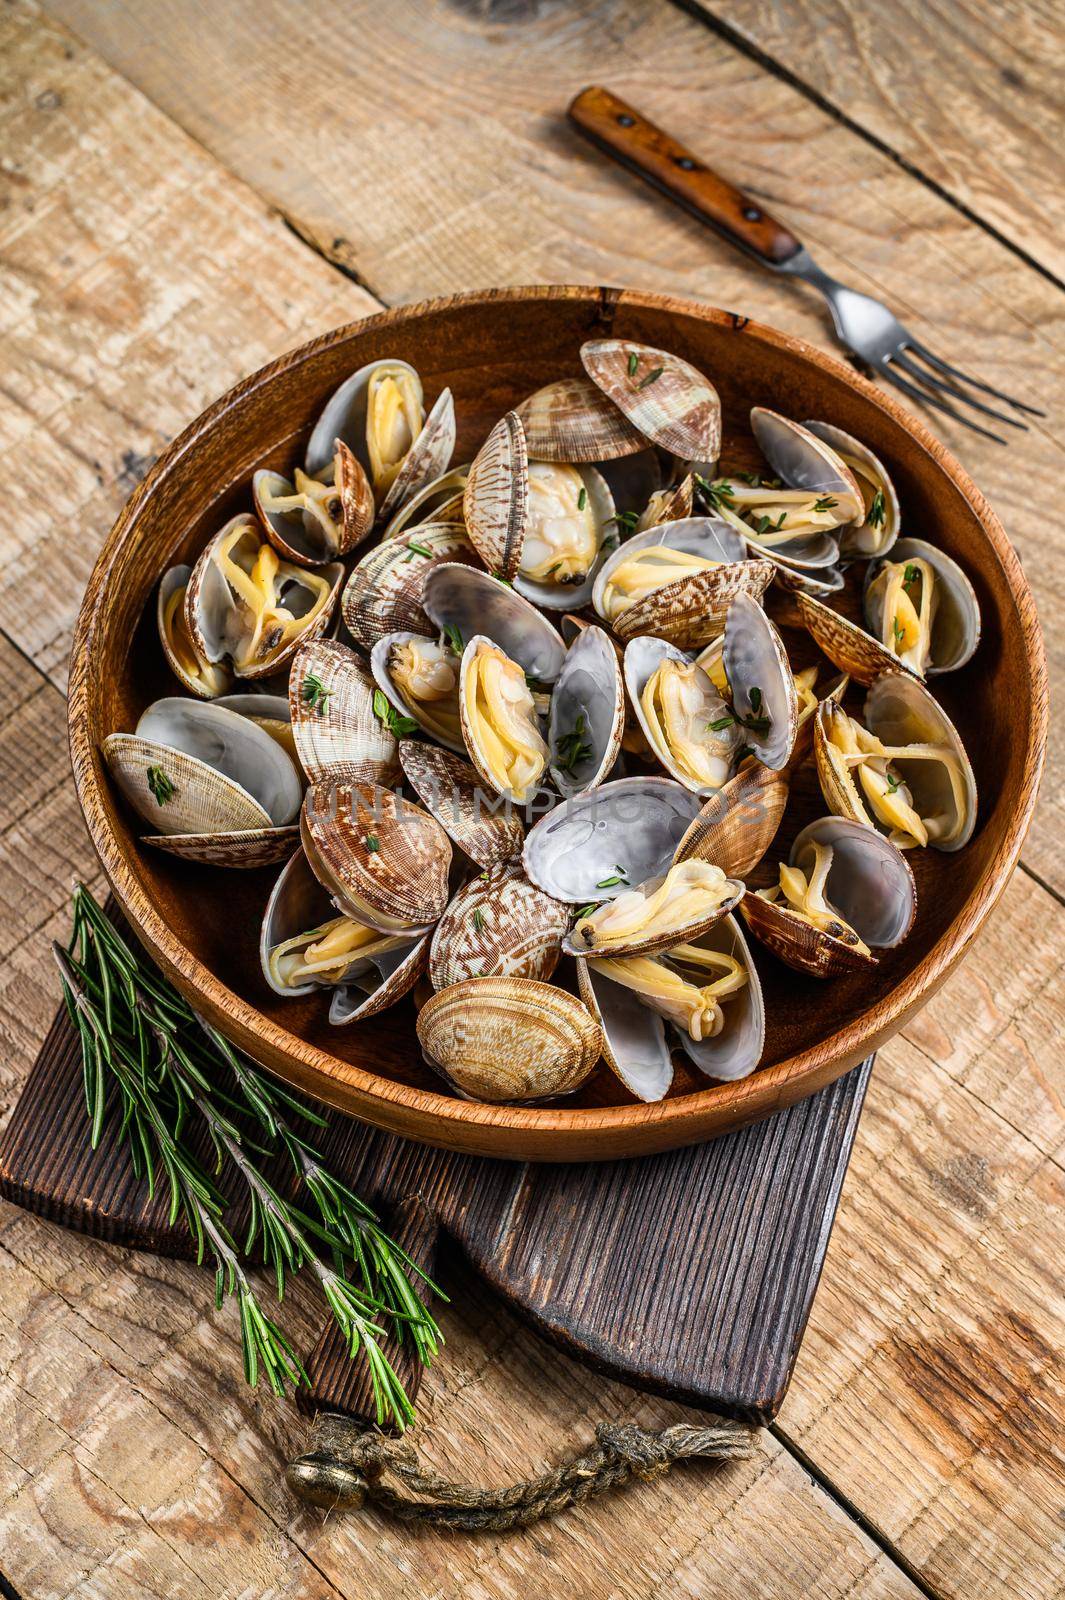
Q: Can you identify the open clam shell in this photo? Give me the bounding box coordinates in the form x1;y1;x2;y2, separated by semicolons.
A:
428;862;571;989
722;592;798;771
398;740;525;869
562;859;744;960
515;376;646;463
786;669;849;774
581;340;721;465
579;912;765;1094
103;698;303;866
523;776;702;905
766;554;846;625
750;408;864;523
417;976;601;1103
863;537;980;678
253;444;372;566
185;515;343;680
513;463;615;611
157;565;232;699
341;524;476;650
804;421;900;559
305;358;455;518
825;674;975;852
576;958;674;1102
289;637;400;786
793;590;918;686
624;635;739;795
673;761;789;878
301;781;452;933
740;815;916;977
422;562;567;683
637;473;695;532
376;386;457;523
548;625;625;797
458;635;550;804
379;465;469;541
462;411;528;579
259;847;428;1024
370;631;465;754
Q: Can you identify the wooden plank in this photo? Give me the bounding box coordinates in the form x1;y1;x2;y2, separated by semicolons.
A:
37;0;1065;897
0;3;1061;1596
0;0;374;690
687;0;1065;284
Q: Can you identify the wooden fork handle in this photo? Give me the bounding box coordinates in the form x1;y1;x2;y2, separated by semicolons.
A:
568;85;803;269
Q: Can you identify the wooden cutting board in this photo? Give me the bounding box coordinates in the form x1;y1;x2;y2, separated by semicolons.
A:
0;997;870;1424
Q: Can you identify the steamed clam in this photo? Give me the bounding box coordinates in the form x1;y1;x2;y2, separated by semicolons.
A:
815;677;977;851
112;333;987;1109
185;516;342;679
459;636;549;804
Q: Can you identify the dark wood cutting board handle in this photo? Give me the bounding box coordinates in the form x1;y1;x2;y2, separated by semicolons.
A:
297;1193;439;1424
568;85;804;268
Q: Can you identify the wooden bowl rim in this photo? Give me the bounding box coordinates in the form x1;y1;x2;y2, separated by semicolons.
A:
67;285;1049;1156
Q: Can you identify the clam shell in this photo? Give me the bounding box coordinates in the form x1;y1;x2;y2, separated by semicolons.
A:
581;340;721;463
377;386;457;522
623;635;735;795
379;465;469;541
157;565;232;699
722;593;798;771
370;631;465;754
561;866;744;960
416;977;601;1103
104;698;303;836
523;776;702;904
301;782;452;932
750;407;864;524
515;376;645;463
576;958;674;1102
289;637;399;786
740;814;916;976
637;474;695;532
595;448;663;514
305;356;419;478
422;562;567;683
863;537;980;677
143;824;300;868
813;699;874;828
673;762;789;877
428;863;570;989
548;625;625;797
865;673;977;851
513;464;615;612
185;515;343;680
615;547;775;649
334;440;376;553
260;847;427;1021
676;914;765;1082
767;555;846;626
794;591;917;686
458;635;549;804
803;421;900;559
340;524;476;650
463;412;528;580
786;671;849;775
398;740;525;869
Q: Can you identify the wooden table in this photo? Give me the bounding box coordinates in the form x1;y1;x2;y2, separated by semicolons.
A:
1;2;1062;1594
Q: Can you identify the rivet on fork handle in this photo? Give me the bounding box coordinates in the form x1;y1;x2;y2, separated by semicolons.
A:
568;85;804;270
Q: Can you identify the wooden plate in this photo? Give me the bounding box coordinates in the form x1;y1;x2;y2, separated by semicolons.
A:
67;287;1047;1161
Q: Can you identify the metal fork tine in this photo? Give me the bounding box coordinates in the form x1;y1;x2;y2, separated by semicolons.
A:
892;350;1028;431
904;338;1046;417
877;363;1008;445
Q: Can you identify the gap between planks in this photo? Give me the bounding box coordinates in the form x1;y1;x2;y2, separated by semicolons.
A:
671;0;1065;294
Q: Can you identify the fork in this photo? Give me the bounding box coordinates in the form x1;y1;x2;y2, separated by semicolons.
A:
568;86;1043;443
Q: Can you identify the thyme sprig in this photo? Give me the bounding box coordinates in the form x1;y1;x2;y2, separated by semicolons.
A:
55;886;443;1426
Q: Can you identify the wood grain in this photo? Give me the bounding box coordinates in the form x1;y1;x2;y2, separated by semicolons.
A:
37;0;1065;900
689;0;1065;283
0;0;1063;1595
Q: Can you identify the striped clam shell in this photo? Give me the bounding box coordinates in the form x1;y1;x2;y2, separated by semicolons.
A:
428;863;571;990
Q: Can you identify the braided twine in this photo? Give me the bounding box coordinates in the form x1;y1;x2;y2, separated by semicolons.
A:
287;1414;755;1531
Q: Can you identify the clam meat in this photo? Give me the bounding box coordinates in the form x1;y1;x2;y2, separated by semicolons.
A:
566;859;742;958
460;636;549;803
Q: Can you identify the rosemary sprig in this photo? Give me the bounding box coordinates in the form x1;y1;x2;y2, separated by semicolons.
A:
146;765;175;806
56;886;443;1427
